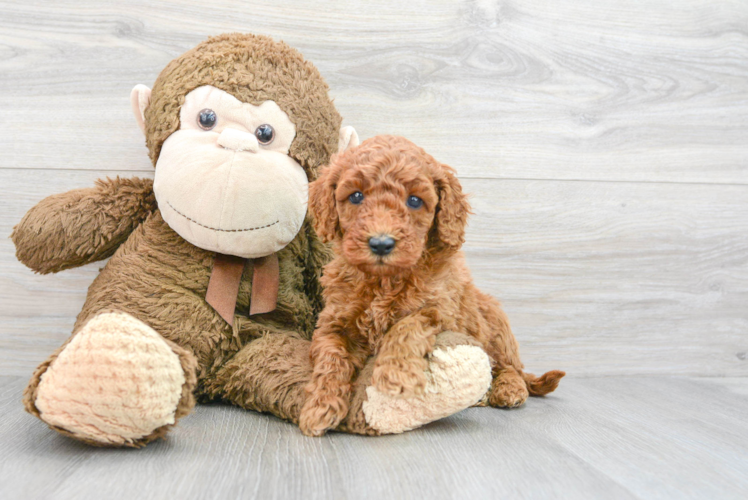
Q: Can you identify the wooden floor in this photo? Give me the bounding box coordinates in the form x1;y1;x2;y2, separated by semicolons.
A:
1;0;747;498
1;375;746;500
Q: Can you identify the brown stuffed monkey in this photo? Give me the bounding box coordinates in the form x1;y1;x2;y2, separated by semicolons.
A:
11;33;493;447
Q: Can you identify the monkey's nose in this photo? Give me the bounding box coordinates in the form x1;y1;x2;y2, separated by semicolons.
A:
217;128;259;153
369;235;396;256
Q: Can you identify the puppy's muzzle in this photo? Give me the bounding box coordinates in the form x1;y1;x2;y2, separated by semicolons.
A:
369;235;396;256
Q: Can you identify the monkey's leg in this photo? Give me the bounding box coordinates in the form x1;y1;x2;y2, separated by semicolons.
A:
24;311;197;447
207;330;492;435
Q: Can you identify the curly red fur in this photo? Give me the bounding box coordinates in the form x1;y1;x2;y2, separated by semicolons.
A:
299;135;564;436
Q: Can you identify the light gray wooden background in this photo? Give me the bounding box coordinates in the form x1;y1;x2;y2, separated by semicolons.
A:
1;1;747;499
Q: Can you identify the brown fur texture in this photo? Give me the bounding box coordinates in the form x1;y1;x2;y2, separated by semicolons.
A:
12;34;345;446
12;177;156;274
145;33;342;177
299;135;565;436
13;34;497;446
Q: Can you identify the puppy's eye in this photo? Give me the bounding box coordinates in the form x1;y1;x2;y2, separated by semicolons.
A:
255;124;275;145
349;192;364;205
407;195;423;209
197;109;217;130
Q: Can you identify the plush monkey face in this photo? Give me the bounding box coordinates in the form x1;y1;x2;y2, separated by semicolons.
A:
153;85;308;258
130;34;359;258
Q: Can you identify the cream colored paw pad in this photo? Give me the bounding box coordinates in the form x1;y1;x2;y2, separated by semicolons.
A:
35;312;186;445
362;345;492;434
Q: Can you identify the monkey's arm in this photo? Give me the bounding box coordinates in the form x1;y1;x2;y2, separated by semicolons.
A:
11;177;156;274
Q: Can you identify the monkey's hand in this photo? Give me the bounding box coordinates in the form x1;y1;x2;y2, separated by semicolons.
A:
11;177;156;274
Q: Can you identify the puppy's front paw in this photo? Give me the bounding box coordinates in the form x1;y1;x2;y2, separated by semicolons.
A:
372;362;428;398
299;393;349;437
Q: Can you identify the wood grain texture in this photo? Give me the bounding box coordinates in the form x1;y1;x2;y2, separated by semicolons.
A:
1;0;747;182
1;1;747;378
1;375;747;500
2;170;747;376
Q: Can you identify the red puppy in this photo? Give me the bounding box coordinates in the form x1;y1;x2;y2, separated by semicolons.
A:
300;135;564;437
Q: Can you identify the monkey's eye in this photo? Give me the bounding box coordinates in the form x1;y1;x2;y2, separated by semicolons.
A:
255;124;275;145
197;109;217;130
349;192;364;205
407;195;424;209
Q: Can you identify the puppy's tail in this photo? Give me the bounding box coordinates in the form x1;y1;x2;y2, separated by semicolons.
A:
523;370;565;396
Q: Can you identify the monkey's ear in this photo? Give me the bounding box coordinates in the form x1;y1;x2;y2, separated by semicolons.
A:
434;165;471;250
338;126;359;153
130;84;152;135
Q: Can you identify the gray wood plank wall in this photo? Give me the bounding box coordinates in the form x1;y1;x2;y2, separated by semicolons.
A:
1;0;747;377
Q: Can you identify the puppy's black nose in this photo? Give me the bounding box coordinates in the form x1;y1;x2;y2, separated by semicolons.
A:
369;235;396;256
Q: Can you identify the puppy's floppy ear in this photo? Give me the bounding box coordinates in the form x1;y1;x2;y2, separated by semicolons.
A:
308;159;342;243
434;164;471;250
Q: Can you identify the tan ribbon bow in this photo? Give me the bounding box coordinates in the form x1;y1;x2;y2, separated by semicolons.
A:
205;253;279;325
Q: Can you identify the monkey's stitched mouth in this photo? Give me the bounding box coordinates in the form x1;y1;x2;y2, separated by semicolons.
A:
167;201;279;233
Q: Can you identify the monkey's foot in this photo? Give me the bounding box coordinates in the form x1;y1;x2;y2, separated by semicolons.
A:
31;311;197;447
360;332;492;434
